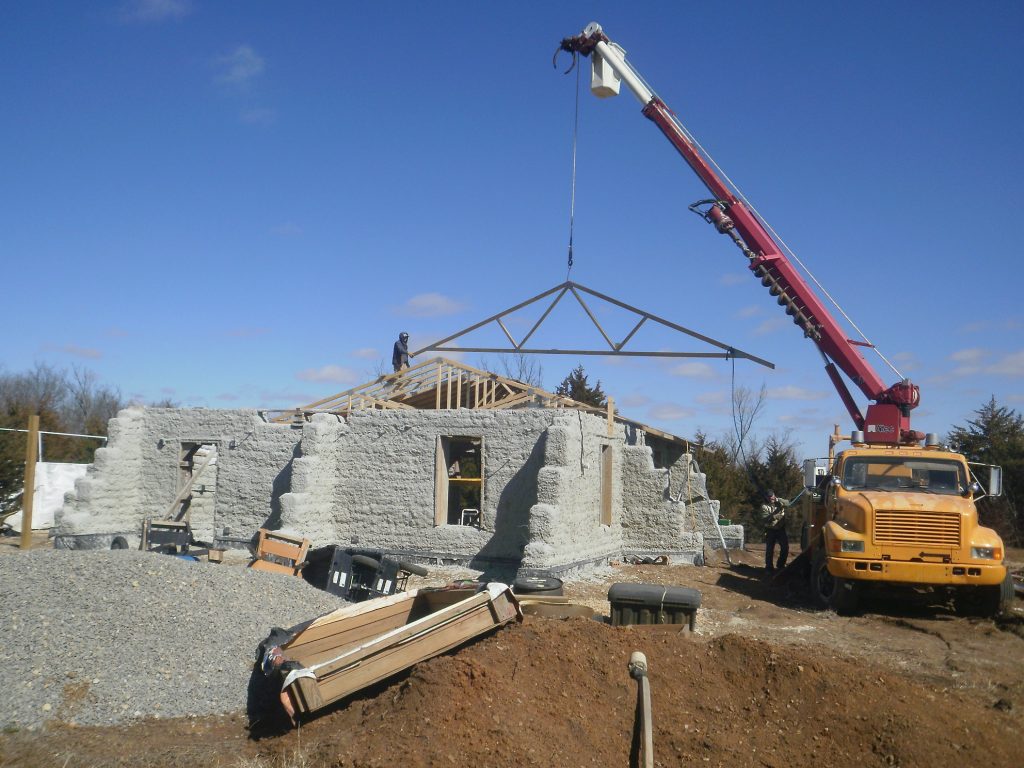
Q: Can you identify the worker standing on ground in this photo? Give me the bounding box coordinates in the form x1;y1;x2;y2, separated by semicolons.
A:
761;490;790;575
392;332;412;373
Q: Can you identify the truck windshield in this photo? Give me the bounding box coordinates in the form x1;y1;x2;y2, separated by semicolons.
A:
841;456;967;495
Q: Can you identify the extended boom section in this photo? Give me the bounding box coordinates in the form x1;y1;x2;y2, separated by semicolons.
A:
559;23;921;444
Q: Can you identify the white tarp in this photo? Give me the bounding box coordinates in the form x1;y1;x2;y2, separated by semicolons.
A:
6;462;89;532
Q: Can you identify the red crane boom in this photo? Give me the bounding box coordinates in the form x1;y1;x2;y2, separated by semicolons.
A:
559;23;922;445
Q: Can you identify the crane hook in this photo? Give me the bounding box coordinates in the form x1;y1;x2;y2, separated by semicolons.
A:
553;47;577;74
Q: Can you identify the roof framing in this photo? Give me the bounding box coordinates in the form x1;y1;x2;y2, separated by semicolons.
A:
411;280;773;369
268;356;695;447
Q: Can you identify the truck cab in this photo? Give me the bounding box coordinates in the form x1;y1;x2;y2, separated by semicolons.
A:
803;431;1011;615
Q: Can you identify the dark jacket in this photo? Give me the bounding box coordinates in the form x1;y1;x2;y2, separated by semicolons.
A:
392;339;410;370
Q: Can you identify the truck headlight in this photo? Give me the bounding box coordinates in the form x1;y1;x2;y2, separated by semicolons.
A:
840;540;865;553
971;546;1000;559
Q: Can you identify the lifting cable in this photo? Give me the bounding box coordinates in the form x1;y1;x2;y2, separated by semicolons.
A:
566;60;581;280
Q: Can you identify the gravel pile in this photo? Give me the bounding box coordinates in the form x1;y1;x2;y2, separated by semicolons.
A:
0;549;345;729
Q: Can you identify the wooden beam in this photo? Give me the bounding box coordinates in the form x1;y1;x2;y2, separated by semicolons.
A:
20;414;39;549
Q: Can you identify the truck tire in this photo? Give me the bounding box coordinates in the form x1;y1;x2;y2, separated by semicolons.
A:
810;550;834;609
975;572;1015;618
829;577;860;616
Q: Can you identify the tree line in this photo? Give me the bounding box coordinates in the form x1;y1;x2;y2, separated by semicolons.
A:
0;364;125;517
2;361;1021;547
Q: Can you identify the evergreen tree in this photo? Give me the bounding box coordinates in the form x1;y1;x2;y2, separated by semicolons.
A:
555;365;607;407
948;396;1023;545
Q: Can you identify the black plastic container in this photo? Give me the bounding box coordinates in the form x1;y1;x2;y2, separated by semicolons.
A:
607;583;701;630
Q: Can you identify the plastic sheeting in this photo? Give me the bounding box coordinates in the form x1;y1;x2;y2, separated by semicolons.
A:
5;462;89;532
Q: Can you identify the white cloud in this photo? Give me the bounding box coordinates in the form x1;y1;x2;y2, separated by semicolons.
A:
934;348;1024;380
767;385;828;401
889;351;919;373
945;348;991;377
216;45;264;86
670;362;716;379
62;344;102;359
121;0;191;23
397;292;466;317
987;350;1024;377
618;393;650;408
949;348;989;365
295;365;358;384
649;403;696;421
352;347;380;360
735;305;762;319
754;316;787;335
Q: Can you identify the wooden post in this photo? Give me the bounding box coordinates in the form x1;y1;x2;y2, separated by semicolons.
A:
607;396;615;437
20;414;39;550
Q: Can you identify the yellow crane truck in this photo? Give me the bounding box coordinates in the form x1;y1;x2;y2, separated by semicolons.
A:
558;23;1014;615
800;428;1011;615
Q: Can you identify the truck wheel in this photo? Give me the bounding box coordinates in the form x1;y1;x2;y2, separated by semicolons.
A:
810;550;834;609
829;577;860;616
970;572;1016;618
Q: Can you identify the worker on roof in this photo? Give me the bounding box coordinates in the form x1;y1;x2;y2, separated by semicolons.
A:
761;490;791;575
392;332;412;373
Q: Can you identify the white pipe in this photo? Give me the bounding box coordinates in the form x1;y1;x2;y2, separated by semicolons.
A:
0;427;107;441
593;40;653;105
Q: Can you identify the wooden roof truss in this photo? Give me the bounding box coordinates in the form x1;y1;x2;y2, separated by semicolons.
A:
410;280;773;369
268;357;692;446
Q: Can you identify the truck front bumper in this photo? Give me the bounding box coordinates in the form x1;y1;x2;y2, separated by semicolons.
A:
828;558;1006;587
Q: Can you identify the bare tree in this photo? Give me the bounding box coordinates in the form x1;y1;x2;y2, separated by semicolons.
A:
500;352;544;388
728;383;767;464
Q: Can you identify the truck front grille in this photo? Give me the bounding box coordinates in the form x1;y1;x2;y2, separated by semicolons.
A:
874;510;961;547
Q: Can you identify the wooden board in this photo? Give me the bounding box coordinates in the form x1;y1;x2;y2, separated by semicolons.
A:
278;586;520;715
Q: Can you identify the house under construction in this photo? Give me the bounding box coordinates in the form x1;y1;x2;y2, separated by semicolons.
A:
55;358;740;575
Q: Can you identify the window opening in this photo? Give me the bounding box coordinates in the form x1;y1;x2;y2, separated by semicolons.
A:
600;444;612;525
435;437;483;527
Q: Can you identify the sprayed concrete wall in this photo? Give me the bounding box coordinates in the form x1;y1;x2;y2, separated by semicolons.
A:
279;409;557;571
57;406;736;574
56;408;301;548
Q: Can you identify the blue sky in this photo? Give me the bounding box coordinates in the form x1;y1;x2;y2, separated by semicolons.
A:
3;1;1023;459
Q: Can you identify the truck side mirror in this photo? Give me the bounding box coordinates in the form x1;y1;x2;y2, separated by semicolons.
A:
966;481;981;497
988;466;1003;497
802;459;817;489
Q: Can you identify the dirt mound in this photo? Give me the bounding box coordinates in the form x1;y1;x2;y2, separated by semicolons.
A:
8;615;1016;768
